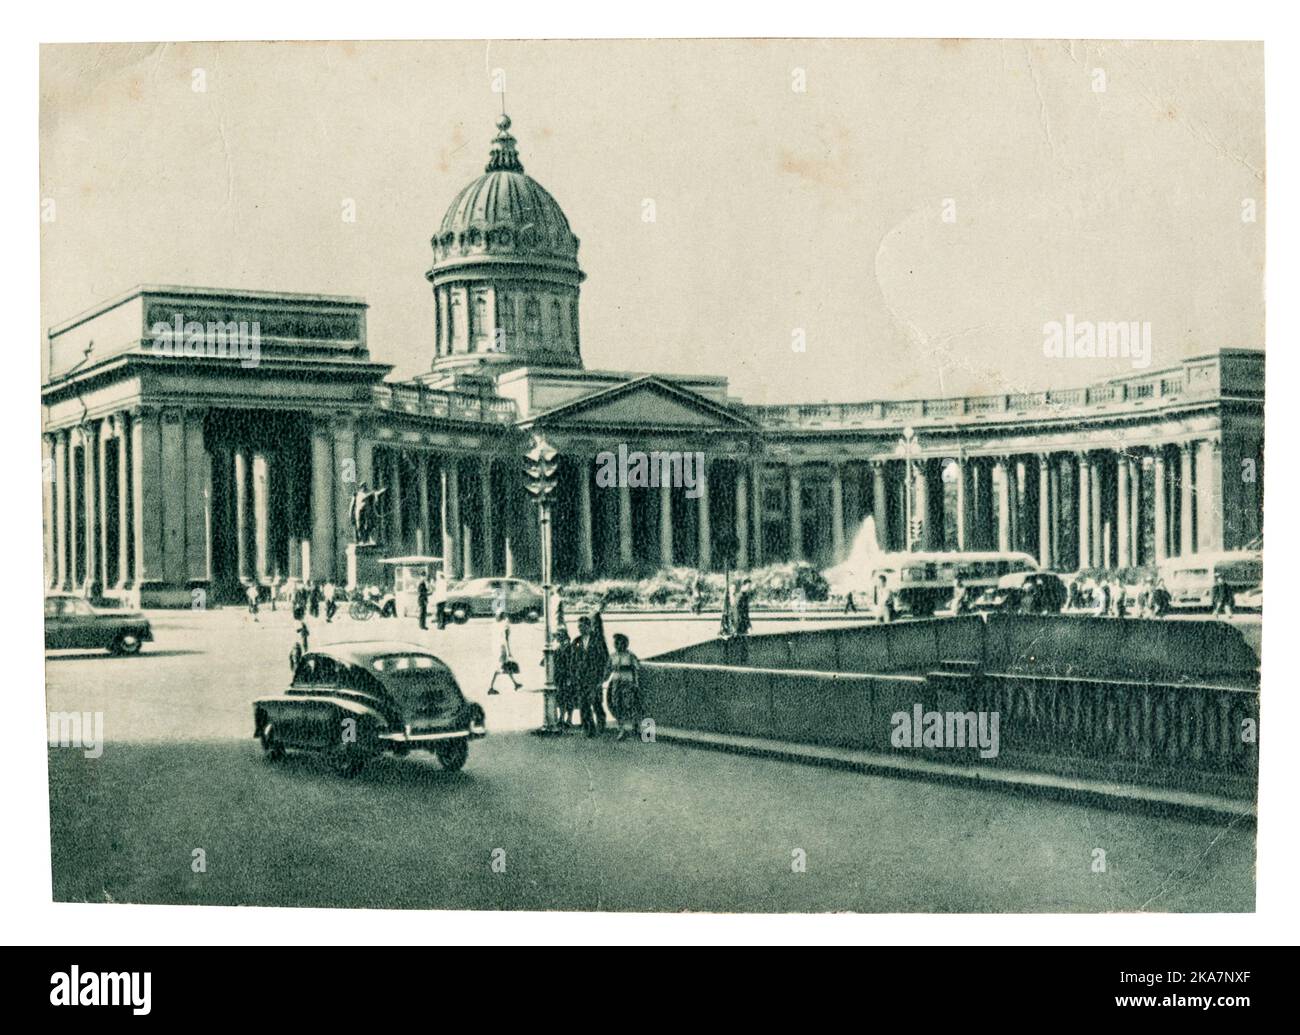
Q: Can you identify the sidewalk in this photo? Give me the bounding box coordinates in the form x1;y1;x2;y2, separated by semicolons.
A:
653;726;1255;825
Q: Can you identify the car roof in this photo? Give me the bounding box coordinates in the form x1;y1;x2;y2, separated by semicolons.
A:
310;641;442;666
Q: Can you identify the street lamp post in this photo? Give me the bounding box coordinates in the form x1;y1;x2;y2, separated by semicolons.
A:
899;426;920;551
523;434;560;734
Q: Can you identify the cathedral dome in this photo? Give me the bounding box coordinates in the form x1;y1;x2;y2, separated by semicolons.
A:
430;115;581;275
426;114;585;373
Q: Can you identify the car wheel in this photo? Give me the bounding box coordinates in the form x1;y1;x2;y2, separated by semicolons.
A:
524;607;541;623
435;739;469;771
110;632;142;656
260;723;285;762
451;606;469;624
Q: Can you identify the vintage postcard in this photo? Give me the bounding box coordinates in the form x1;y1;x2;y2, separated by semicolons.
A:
39;38;1262;915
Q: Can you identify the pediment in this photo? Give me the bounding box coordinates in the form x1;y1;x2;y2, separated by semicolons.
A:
526;375;754;430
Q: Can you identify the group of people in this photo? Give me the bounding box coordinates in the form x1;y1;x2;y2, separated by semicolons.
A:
550;604;644;741
717;579;754;637
1067;576;1174;618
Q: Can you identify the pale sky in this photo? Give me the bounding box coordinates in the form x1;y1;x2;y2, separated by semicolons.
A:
40;39;1264;403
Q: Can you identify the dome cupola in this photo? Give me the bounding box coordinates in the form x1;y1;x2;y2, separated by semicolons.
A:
426;114;585;372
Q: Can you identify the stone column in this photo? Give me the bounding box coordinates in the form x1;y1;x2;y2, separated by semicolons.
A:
577;456;594;576
829;462;844;562
955;458;969;551
872;461;888;551
480;457;496;574
1077;453;1091;570
735;466;749;570
115;416;130;588
253;452;271;580
54;430;70;590
1197;438;1223;554
1038;453;1051;568
1179;441;1195;557
751;462;766;565
132;408;164;589
417;455;430;555
1013;458;1027;552
234;449;251;581
1049;456;1062;568
309;424;334;583
68;430;81;586
96;421;110;591
184;413;210;585
389;449;404;550
1090;455;1103;568
441;458;461;579
994;457;1011;553
787;464;803;561
659;476;674;568
1116;452;1130;568
1153;448;1168;564
82;422;97;593
617;480;633;568
696;458;712;571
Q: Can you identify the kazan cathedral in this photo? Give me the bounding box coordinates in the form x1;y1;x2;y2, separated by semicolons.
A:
41;115;1264;606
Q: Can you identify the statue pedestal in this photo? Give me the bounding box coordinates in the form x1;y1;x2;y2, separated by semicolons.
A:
347;542;385;592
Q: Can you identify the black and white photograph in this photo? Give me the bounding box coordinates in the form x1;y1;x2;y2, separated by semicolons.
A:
4;6;1297;979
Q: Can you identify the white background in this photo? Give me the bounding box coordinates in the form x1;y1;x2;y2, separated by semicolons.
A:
3;1;1294;946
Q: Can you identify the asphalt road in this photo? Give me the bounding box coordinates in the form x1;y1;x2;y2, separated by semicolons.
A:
44;607;1256;912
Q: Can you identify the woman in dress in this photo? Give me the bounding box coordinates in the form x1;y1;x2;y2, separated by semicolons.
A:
604;633;642;742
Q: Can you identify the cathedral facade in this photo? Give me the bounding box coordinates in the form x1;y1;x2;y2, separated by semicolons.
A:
40;116;1265;606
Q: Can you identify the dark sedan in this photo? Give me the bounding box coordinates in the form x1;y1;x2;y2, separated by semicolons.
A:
44;593;153;655
253;641;486;776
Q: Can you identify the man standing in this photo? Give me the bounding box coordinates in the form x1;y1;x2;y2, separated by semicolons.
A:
417;577;430;631
575;611;609;737
323;581;337;623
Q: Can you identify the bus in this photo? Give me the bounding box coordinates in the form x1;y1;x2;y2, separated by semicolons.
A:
870;550;1040;616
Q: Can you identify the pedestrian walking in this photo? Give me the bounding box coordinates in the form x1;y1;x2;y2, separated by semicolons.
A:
844;591;858;614
487;612;522;694
309;582;321;618
417;578;430;630
873;573;895;623
605;633;643;742
289;621;310;671
1211;573;1234;617
269;573;281;612
245;582;260;622
733;579;753;636
323;581;337;623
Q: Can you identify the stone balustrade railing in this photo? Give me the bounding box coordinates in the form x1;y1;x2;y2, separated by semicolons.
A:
372;384;517;424
743;365;1216;429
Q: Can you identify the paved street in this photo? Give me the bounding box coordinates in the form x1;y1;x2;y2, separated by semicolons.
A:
45;608;1256;912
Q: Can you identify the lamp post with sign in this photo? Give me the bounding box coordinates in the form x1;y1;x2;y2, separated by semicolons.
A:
523;434;560;734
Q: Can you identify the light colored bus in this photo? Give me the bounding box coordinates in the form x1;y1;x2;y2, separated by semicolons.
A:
871;550;1040;616
1158;549;1262;610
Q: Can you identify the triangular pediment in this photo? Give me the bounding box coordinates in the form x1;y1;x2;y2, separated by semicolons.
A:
524;375;755;430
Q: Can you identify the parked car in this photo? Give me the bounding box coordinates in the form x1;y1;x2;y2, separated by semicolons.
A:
44;593;153;655
970;572;1067;614
253;641;486;776
444;577;543;623
1233;585;1263;612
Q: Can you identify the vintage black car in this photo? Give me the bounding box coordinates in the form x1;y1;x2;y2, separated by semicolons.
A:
253;641;486;776
44;593;154;654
